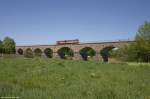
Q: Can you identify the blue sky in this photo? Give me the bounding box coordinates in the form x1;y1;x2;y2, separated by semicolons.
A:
0;0;150;45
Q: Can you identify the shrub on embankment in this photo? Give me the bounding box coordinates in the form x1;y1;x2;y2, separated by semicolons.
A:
111;21;150;62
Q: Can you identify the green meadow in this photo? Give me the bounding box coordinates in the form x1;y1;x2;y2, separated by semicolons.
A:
0;58;149;99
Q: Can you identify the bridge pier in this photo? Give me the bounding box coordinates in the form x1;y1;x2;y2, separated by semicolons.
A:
73;52;82;60
41;52;47;58
94;52;102;61
53;52;60;59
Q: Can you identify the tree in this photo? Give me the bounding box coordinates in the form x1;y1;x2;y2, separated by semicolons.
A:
136;21;150;40
3;37;16;54
80;47;96;61
134;21;150;62
108;22;150;62
100;46;115;62
116;21;150;62
57;47;74;59
100;49;109;62
0;40;3;54
44;48;53;58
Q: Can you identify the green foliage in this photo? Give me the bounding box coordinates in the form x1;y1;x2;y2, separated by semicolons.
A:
34;48;42;57
44;48;53;58
80;47;96;57
88;48;96;56
132;21;150;62
109;49;118;58
110;46;138;62
24;48;34;58
100;47;116;57
57;47;74;59
100;49;109;57
133;21;150;62
0;58;149;99
112;21;150;62
130;39;149;62
2;37;16;54
136;21;150;40
80;47;96;61
100;47;116;62
0;40;2;54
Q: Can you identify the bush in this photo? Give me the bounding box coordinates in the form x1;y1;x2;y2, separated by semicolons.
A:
0;40;2;54
112;21;150;62
80;47;96;61
24;48;34;58
44;48;53;58
133;38;150;62
34;48;42;57
134;21;150;62
109;45;137;62
3;37;16;54
57;47;74;59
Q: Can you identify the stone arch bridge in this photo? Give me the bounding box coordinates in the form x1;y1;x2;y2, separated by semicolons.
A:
16;40;132;61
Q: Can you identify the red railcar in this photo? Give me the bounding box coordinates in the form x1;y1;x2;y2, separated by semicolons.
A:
57;39;79;45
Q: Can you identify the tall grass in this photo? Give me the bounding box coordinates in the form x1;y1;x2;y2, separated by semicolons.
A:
0;58;149;99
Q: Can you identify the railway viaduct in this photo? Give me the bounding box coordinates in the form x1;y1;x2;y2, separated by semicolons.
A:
16;40;132;61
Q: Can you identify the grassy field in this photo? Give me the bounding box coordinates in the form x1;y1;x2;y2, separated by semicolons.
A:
0;58;149;99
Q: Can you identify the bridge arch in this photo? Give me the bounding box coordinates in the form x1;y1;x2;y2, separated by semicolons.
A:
16;40;130;60
24;48;33;58
17;48;23;55
34;48;42;57
79;47;96;61
25;48;33;53
57;47;74;59
100;45;119;62
44;48;53;58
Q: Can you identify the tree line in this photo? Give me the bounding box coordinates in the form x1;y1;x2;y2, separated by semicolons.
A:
0;37;16;55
